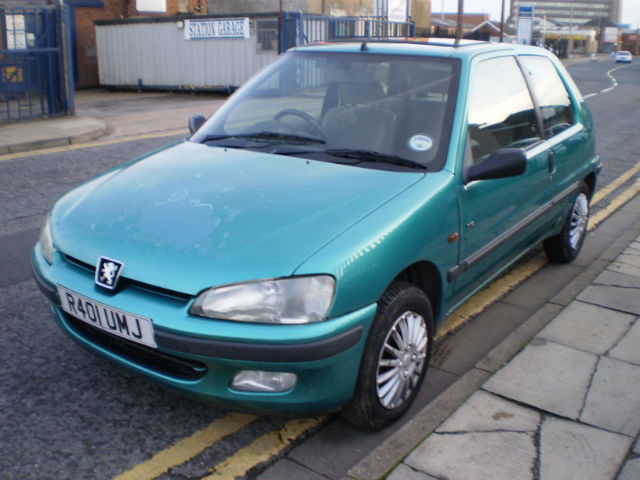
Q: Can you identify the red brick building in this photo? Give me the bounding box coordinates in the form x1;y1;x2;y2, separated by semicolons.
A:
620;30;639;55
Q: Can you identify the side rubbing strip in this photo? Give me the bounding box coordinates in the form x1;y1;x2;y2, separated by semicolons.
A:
447;181;580;283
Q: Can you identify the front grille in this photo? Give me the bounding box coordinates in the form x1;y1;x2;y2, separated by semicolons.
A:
63;254;95;272
62;254;192;302
64;314;208;381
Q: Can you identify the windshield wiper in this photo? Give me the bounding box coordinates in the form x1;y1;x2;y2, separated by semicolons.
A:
199;131;326;145
323;149;426;171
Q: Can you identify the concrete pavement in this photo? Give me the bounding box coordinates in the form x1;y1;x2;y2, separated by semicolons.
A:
0;89;226;154
357;232;640;480
0;114;107;154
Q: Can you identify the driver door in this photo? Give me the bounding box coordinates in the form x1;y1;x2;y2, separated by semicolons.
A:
450;54;550;306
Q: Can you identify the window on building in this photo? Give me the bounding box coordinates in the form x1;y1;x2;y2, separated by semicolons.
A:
256;18;278;51
6;14;27;50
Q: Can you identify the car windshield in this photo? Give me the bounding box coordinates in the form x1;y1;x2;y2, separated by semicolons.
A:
191;50;460;171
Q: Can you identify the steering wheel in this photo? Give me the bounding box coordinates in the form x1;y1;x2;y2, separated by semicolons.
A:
273;108;325;139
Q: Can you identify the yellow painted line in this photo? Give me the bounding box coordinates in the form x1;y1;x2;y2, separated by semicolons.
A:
0;129;188;163
591;162;640;204
589;177;640;230
112;413;256;480
202;417;325;480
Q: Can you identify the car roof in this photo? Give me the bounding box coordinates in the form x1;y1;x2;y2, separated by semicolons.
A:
291;38;548;60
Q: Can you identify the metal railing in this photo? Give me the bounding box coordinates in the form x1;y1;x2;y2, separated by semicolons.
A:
280;13;415;53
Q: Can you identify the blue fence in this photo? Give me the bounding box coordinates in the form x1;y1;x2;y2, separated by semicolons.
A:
279;13;415;53
0;4;73;122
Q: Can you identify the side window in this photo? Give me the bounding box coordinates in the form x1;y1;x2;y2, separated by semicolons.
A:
468;56;540;162
519;55;575;137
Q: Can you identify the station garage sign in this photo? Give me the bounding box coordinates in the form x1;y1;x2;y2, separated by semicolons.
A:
184;18;250;40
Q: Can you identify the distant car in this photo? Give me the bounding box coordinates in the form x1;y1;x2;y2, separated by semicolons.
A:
590;53;598;62
33;39;599;429
615;51;632;63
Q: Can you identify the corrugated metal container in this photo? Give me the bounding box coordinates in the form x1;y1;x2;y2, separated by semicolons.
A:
95;17;279;91
94;13;414;91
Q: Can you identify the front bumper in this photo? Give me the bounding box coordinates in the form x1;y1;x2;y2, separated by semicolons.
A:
32;246;376;414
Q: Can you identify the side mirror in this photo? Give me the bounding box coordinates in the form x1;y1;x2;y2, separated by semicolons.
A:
188;114;206;135
466;148;527;183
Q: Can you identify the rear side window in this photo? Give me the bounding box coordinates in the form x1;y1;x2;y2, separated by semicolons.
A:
467;56;540;162
519;55;575;137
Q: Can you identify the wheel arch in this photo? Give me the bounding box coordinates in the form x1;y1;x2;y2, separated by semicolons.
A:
392;261;442;326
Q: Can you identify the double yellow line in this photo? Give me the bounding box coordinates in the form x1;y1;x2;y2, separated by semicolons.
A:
113;415;324;480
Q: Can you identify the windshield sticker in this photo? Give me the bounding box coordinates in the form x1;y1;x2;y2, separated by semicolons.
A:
409;134;433;152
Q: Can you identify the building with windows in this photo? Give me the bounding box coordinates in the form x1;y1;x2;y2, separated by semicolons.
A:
510;0;621;26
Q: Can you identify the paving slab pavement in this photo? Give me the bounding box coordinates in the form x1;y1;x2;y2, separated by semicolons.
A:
380;234;640;480
0;115;107;154
0;89;226;154
73;89;226;140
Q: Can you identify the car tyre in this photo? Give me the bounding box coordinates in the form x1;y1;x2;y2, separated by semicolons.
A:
342;281;433;429
544;182;589;263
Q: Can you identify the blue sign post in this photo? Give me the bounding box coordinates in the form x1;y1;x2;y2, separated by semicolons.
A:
517;5;534;45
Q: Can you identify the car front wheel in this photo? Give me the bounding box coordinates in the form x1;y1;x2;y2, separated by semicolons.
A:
342;281;433;429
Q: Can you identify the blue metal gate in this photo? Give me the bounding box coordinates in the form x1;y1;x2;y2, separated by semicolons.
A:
0;4;72;122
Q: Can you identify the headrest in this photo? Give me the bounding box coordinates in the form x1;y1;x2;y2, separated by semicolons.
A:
337;81;384;106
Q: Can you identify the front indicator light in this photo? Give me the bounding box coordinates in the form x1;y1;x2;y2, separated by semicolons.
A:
231;371;297;393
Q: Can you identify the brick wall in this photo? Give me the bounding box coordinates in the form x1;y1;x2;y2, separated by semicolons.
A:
74;7;109;89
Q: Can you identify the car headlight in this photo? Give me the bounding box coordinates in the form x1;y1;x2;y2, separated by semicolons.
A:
39;216;56;265
190;276;335;324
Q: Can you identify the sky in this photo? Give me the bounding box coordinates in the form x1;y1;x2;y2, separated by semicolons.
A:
431;0;640;29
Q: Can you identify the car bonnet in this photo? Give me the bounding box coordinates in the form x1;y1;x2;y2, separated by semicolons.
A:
50;141;423;296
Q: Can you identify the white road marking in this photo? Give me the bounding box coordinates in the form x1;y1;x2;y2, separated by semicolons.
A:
584;64;627;99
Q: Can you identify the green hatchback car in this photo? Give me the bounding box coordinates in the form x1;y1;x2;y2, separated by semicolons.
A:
33;39;598;428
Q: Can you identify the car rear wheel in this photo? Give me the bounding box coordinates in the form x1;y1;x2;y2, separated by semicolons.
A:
342;281;433;429
544;182;589;263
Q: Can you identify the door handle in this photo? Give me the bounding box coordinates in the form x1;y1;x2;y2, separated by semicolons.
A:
548;150;555;173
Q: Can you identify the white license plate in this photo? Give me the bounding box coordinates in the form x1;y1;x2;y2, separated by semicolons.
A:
57;286;157;349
